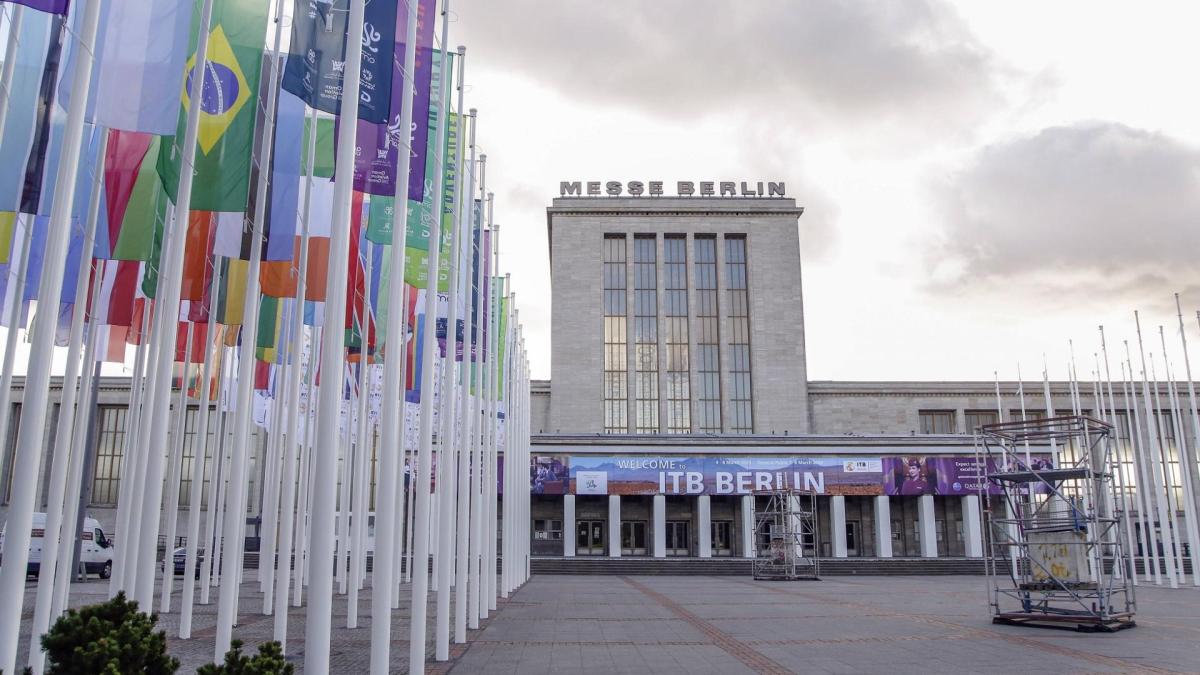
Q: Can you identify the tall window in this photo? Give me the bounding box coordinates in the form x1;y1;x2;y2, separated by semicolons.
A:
694;237;721;432
664;236;690;433
964;410;998;434
603;235;628;433
178;406;219;507
91;406;128;506
725;236;753;433
633;235;659;433
918;410;956;434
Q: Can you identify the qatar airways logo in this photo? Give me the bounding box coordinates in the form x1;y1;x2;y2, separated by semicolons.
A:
559;180;786;198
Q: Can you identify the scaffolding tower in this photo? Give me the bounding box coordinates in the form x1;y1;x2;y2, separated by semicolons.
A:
753;488;820;580
977;415;1136;632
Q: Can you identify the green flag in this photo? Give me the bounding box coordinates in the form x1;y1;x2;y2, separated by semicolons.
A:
157;0;270;211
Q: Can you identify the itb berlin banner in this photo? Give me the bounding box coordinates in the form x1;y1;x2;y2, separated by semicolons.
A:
533;453;1056;497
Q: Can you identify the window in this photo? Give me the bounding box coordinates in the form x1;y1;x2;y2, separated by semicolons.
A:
91;406;128;506
1008;409;1045;422
633;235;659;433
603;235;628;433
664;236;690;433
964;410;998;434
725;236;752;433
178;406;222;507
533;519;563;541
694;237;721;432
918;410;956;434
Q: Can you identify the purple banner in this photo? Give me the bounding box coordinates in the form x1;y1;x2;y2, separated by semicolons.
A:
882;455;1054;496
11;0;69;14
351;0;437;199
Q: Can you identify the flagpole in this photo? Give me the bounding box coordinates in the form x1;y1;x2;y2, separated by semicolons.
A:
156;318;195;614
306;0;368;665
1160;327;1200;583
409;0;453;665
1177;299;1200;559
1147;349;1186;581
181;257;222;637
347;241;372;627
293;325;321;606
1098;330;1138;585
25;124;105;673
1134;313;1181;588
111;299;152;598
467;162;487;631
199;343;228;603
485;225;501;615
1121;353;1160;583
475;199;494;626
434;66;469;660
260;331;291;601
0;4;24;141
453;107;477;645
0;0;102;665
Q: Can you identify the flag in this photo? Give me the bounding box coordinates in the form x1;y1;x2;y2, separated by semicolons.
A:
157;0;270;211
0;11;53;212
90;259;140;326
281;0;397;123
91;0;195;134
181;212;217;302
8;1;69;15
265;91;306;261
102;130;166;260
255;295;285;363
350;5;438;199
19;15;65;216
0;212;16;264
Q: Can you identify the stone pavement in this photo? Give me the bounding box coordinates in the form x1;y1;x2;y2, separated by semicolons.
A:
449;575;1200;674
14;573;1200;673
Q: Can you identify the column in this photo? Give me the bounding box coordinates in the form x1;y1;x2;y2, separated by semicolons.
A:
919;494;938;558
608;494;621;557
831;495;847;558
962;495;983;558
563;495;575;558
741;494;755;558
874;496;892;558
653;494;666;558
698;495;712;558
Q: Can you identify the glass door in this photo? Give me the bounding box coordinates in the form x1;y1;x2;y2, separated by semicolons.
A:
621;521;648;556
666;520;690;556
576;520;606;556
846;521;860;556
712;520;733;556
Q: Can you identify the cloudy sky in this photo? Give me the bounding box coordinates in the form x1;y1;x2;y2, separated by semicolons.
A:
451;0;1200;382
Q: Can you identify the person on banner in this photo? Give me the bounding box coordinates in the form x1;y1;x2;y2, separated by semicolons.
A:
891;457;937;495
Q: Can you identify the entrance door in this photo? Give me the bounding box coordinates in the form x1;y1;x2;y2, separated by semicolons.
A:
712;521;733;556
576;520;605;556
621;521;648;556
666;520;690;556
846;520;860;556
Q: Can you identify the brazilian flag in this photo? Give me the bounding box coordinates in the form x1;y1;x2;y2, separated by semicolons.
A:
158;0;270;212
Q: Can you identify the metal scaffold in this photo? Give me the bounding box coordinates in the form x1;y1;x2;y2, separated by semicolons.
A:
977;415;1136;632
752;488;820;580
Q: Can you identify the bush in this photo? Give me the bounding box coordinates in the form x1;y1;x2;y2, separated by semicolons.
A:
39;592;179;674
198;640;293;675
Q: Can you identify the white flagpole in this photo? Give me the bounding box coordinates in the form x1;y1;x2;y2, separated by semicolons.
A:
273;103;318;641
485;230;501;615
181;258;223;637
27;126;106;674
1016;364;1031;467
0;0;103;665
453;110;477;645
0;5;24;141
347;242;372;627
109;301;150;598
306;0;367;665
260;344;291;598
1096;337;1137;585
467;172;488;631
434;69;468;660
1132;319;1178;587
476;202;495;625
1121;355;1159;583
159;318;195;613
368;0;421;664
293;325;321;606
200;345;230;604
336;369;354;595
1160;327;1200;583
409;0;454;665
1147;349;1186;581
213;0;286;651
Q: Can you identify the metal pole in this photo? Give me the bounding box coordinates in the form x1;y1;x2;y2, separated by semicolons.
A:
453;110;477;645
159;319;194;613
0;0;103;667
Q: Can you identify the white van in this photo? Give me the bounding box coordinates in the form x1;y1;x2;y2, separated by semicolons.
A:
0;513;114;579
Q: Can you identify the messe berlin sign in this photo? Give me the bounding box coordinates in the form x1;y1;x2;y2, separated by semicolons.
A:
559;180;786;198
529;453;1055;497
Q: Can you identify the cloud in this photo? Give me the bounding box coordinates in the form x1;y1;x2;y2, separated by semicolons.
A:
926;121;1200;304
454;0;1007;135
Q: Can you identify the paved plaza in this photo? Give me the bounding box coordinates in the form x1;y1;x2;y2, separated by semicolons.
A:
15;573;1200;673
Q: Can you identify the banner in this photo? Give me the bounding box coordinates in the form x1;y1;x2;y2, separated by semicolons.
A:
532;453;1056;497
